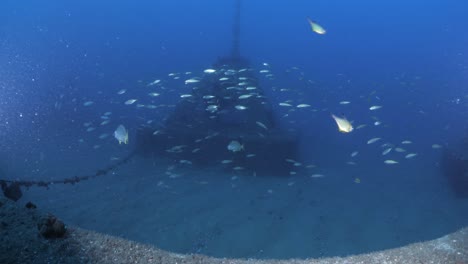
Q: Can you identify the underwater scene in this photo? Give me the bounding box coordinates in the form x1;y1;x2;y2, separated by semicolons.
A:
1;0;468;263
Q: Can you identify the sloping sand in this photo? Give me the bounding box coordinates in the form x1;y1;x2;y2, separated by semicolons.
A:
0;197;467;264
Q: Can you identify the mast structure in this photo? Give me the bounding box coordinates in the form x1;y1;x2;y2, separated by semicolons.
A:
231;0;241;59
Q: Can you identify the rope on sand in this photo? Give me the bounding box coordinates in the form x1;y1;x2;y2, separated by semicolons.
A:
0;151;136;201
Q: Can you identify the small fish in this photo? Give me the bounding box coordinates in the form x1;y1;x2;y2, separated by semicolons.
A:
169;173;181;179
203;95;215;99
382;148;392;155
367;137;381;144
432;144;442;149
148;92;160;97
117;89;126;95
179;160;192;165
147;79;161;86
256;121;268;130
405;153;418;159
310;174;325;178
307;17;326;35
238;94;253;99
374;121;382;126
369;105;383;111
227;140;244;152
401;140;412;144
192;148;201;153
219;77;229;81
100;120;110;126
205;132;219;140
124;99;137;105
384;160;398;164
395;147;406;153
114;125;129;144
279;102;292;107
221;160;233;164
339;101;351;105
354;178;361;184
331;114;353;133
204;69;216;73
225;69;236;75
99;133;109;139
206;105;218;112
83;101;94;106
235;105;248;110
185;78;200;84
296;104;311;108
351;151;359;157
180;94;192;98
166;145;187;153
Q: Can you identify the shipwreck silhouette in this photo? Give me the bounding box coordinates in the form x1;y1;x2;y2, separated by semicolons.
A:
134;0;300;176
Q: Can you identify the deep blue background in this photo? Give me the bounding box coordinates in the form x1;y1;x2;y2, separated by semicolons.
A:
1;1;468;259
0;0;467;172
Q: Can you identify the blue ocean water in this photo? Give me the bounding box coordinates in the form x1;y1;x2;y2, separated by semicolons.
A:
1;0;468;260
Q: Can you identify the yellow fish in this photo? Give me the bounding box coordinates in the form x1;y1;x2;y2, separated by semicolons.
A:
331;114;353;133
307;17;326;35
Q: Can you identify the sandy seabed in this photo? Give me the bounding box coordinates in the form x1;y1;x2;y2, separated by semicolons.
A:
2;142;468;264
0;196;467;264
